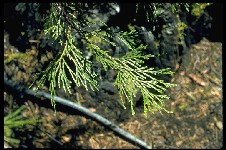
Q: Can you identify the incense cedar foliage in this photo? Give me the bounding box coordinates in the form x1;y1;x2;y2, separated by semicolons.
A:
28;3;210;116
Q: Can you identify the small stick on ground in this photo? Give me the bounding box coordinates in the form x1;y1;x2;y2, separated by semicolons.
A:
4;76;152;149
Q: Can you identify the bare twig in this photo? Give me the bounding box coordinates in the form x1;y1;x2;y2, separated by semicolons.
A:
4;76;151;149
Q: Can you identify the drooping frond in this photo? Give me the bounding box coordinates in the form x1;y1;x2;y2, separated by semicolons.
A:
30;3;177;116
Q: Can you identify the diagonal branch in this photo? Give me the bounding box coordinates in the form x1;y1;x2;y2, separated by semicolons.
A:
4;76;152;149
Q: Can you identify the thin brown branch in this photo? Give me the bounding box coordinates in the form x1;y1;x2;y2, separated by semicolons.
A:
4;76;152;149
